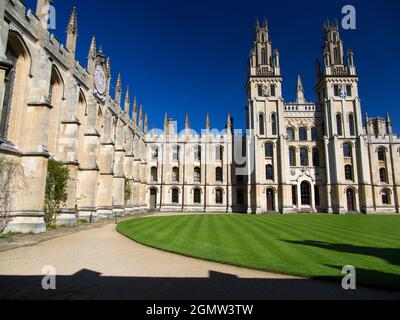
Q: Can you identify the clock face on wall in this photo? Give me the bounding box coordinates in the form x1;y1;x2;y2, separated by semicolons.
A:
94;64;106;95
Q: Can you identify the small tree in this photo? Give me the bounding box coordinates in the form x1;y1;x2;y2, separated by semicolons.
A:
44;159;70;226
124;177;132;204
0;155;23;233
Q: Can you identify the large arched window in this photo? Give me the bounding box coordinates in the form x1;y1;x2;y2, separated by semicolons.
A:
336;113;343;136
300;182;311;205
151;146;159;161
194;145;201;161
0;45;17;139
300;148;309;166
349;113;355;136
271;113;277;135
289;147;296;166
259;113;265;135
215;189;223;204
312;148;320;167
299;127;307;141
382;189;390;205
266;165;274;180
343;143;352;158
378;147;386;162
311;127;318;141
150;167;158;182
261;47;267;64
264;142;273;158
345;165;353;181
171;188;179;204
379;168;387;183
216;145;223;161
47;66;64;156
216;167;223;182
172;167;179;182
194;167;201;183
1;32;31;141
287;127;295;141
172;145;180;161
193;188;201;204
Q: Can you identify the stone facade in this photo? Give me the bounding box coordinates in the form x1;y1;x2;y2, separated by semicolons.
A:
0;2;398;234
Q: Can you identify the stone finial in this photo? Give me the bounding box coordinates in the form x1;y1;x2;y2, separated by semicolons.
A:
185;113;190;130
138;105;143;130
124;86;130;113
227;113;232;130
206;112;210;130
144;113;148;134
88;36;96;59
66;7;78;35
115;73;122;106
296;74;305;104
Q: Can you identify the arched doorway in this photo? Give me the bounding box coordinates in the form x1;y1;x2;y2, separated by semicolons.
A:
300;181;311;206
346;188;355;212
266;189;275;211
150;188;157;210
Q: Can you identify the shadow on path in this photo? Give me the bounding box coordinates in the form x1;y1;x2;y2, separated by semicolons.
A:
1;269;399;300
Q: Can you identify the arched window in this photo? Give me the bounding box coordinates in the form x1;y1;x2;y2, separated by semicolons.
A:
171;188;179;204
378;147;385;162
47;66;64;156
172;145;180;161
172;167;179;182
216;145;223;161
349;114;355;136
150;167;158;182
312;148;320;167
194;145;201;161
151;146;159;161
343;143;352;158
194;167;201;183
311;127;318;141
299;127;307;141
0;44;17;139
345;165;353;181
271;113;277;135
266;165;274;180
379;168;387;183
300;148;309;166
215;189;223;204
382;189;390;205
336;113;343;136
259;113;265;135
193;188;201;204
287;127;295;141
300;182;311;205
261;47;266;64
216;167;223;182
264;142;273;158
289;147;296;166
1;32;30;141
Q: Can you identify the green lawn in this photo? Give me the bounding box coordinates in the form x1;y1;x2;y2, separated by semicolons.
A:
117;214;400;290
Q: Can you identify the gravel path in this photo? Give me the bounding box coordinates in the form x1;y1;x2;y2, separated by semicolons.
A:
0;222;399;300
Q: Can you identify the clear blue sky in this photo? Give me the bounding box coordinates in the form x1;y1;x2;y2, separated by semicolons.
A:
26;0;400;133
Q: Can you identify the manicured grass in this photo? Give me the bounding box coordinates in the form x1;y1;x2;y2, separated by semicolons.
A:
117;214;400;290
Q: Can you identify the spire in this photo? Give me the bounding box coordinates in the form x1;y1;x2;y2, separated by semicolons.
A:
296;74;305;104
255;18;260;29
138;105;143;130
66;7;78;35
132;96;138;119
227;114;232;131
386;112;391;124
124;86;130;113
87;36;96;73
164;113;168;128
185;113;190;130
144;113;148;134
88;36;96;59
263;18;268;31
206;113;210;130
106;57;111;77
115;73;122;106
